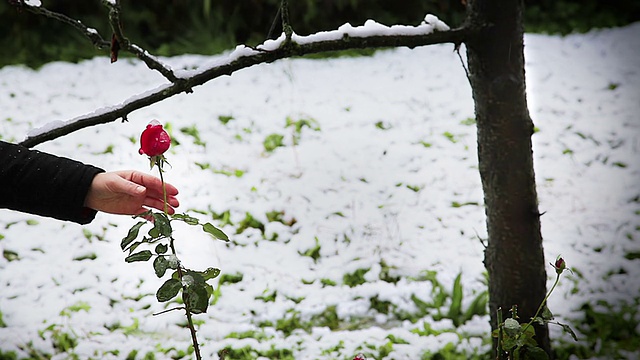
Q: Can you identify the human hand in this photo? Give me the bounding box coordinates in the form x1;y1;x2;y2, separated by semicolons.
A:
84;170;179;216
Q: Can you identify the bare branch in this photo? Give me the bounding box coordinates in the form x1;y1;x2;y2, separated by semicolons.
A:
14;1;110;49
20;25;471;148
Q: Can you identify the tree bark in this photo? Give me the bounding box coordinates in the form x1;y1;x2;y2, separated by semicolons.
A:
465;0;550;357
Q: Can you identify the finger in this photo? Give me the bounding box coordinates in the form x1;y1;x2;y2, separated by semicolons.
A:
143;187;178;202
162;181;179;196
140;191;179;208
112;175;146;197
129;171;179;195
145;196;179;209
164;195;180;208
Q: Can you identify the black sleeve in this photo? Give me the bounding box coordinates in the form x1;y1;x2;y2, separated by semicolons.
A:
0;141;105;224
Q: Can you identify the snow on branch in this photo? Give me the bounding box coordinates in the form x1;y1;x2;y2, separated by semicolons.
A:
19;15;470;148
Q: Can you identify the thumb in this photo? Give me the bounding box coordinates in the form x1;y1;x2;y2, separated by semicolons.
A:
113;175;146;197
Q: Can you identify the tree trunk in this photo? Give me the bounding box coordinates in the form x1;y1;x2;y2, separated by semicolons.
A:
464;0;550;357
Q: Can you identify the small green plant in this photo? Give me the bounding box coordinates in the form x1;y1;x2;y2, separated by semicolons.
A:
38;324;78;355
219;272;244;285
226;330;273;341
218;115;234;125
219;345;294;360
343;268;370;287
299;237;321;263
2;249;19;262
443;131;458;143
59;302;91;317
355;341;394;360
235;212;265;235
420;342;488;360
374;120;392;130
320;278;337;287
445;273;489;327
0;349;18;360
255;289;277;302
263;133;285;153
493;256;577;360
554;299;640;358
460;117;476;126
285;116;321;145
379;259;400;284
180;125;206;147
404;271;487;326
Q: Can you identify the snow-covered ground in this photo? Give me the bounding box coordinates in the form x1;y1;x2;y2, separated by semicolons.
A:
0;23;639;359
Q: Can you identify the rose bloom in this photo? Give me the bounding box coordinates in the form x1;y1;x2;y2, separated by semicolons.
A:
139;120;171;156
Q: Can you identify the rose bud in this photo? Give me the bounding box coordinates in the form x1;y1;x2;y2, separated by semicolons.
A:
553;256;566;274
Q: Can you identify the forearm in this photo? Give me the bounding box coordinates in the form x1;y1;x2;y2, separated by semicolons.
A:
0;141;104;224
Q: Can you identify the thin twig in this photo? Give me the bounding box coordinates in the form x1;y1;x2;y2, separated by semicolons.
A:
101;0;180;83
455;44;471;83
14;0;180;83
153;306;186;316
473;228;487;248
267;6;282;39
14;1;109;49
281;0;292;41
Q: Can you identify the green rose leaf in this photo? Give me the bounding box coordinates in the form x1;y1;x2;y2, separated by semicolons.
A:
124;250;153;263
503;318;522;337
541;306;554;321
533;316;545;326
155;243;168;255
201;267;221;281
121;221;146;250
204;283;214;297
153;256;169;278
148;227;160;239
502;335;517;351
127;241;143;255
184;283;209;314
156;278;182;302
183;269;206;285
133;210;153;219
149;213;172;238
523;345;550;360
560;323;578;341
202;223;229;241
171;213;200;225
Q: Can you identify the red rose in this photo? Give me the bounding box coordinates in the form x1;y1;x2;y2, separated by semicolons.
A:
139;120;171;157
